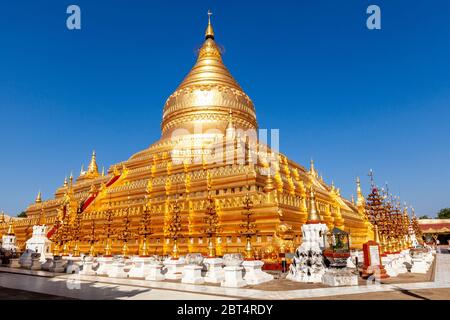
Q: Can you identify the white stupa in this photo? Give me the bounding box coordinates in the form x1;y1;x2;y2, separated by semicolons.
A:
287;187;328;283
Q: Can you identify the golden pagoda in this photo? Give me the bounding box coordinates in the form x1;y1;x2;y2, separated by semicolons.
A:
13;12;372;257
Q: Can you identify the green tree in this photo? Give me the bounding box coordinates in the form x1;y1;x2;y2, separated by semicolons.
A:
437;208;450;219
17;211;27;218
419;215;430;219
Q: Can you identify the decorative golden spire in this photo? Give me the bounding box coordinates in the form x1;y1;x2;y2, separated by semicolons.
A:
226;109;235;131
309;159;317;177
64;177;68;188
88;150;99;175
374;224;380;244
161;10;257;138
206;169;212;192
307;187;320;223
205;9;214;39
356;176;365;207
7;220;15;235
38;208;46;225
264;169;275;193
35;191;42;203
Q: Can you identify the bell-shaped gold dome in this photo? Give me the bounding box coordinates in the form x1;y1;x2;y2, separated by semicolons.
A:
161;13;258;139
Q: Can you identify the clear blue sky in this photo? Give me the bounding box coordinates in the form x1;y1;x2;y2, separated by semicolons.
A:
0;0;449;217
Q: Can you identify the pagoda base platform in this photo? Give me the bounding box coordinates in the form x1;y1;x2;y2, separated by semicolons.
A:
107;258;128;278
203;258;225;284
164;259;185;280
242;260;273;285
181;265;204;284
221;266;246;288
64;257;83;274
48;258;67;273
96;256;114;276
145;264;165;281
41;258;53;271
8;258;21;269
80;257;96;276
128;257;154;279
322;268;358;286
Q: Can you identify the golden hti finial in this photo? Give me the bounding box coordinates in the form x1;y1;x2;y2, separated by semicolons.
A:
38;208;46;226
88;150;99;175
225;109;235;139
356;176;365;207
206;169;212;192
309;159;317;177
351;194;355;205
307;186;320;223
205;9;214;39
264;168;275;193
356;176;362;193
63;176;68;188
227;109;233;128
69;172;73;186
35;191;42;203
7;219;15;235
374;224;380;244
101;166;105;177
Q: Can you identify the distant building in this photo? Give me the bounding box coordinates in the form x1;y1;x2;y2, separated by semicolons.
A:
418;219;450;244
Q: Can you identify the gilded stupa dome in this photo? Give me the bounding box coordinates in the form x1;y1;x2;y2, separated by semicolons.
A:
161;13;258;139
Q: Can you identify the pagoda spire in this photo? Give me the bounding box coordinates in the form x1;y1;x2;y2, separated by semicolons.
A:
38;208;46;225
35;191;42;203
205;9;214;39
264;169;275;193
356;176;365;207
88;150;99;175
307;187;320;223
226;109;235;139
310;159;317;177
6;220;15;235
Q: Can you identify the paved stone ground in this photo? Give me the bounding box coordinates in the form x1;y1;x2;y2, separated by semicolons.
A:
0;286;73;300
308;288;450;300
0;253;447;300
